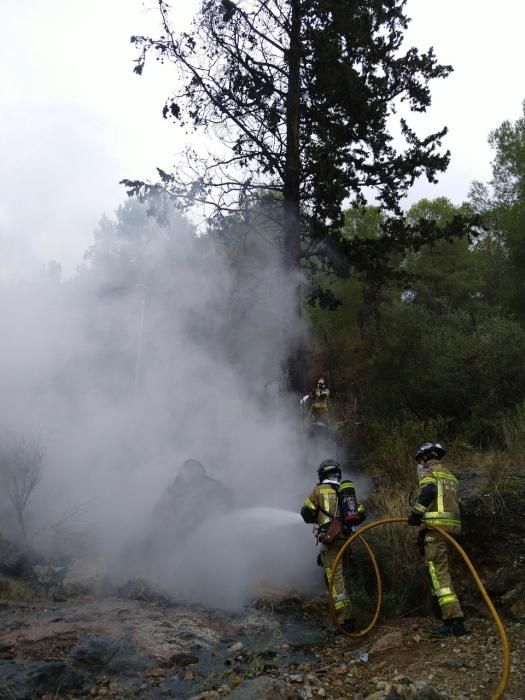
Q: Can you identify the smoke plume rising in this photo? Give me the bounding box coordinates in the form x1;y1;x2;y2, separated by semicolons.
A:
0;198;366;607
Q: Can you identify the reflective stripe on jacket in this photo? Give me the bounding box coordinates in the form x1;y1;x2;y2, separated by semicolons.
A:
303;482;339;528
419;460;461;534
302;479;366;538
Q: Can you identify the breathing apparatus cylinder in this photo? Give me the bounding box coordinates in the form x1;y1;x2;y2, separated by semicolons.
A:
338;480;361;529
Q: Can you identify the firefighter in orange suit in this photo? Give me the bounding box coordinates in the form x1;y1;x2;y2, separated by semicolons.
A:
300;459;365;631
408;442;466;637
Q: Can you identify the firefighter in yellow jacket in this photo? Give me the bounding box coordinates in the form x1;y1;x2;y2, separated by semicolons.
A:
408;442;466;637
302;378;331;424
300;459;365;631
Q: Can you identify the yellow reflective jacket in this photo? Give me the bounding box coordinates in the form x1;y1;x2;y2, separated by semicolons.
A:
304;482;339;528
413;459;461;535
302;481;366;537
312;387;330;409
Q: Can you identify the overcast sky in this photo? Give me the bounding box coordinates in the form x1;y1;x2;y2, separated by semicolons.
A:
1;0;524;281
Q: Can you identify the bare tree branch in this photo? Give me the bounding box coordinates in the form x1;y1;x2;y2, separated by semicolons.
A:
0;434;44;538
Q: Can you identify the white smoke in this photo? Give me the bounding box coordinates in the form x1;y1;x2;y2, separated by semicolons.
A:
0;197;366;606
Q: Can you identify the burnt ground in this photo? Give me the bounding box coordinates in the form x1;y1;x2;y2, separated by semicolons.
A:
0;589;523;700
0;476;524;700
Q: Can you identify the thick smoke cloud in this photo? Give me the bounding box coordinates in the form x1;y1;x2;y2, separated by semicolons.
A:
0;198;364;607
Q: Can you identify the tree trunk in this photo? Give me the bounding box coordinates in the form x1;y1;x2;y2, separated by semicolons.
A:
283;0;304;394
16;502;27;538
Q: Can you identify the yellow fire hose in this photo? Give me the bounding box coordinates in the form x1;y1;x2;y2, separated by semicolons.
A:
327;517;510;700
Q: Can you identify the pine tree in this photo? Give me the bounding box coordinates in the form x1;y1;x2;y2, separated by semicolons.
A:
125;0;452;389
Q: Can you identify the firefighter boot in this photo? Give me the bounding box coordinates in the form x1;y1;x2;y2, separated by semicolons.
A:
431;618;466;638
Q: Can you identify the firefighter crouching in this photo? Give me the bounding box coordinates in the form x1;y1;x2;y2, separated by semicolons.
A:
408;442;466;638
301;459;366;631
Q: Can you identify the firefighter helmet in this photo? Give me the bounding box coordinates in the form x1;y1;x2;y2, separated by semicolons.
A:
180;458;206;477
415;442;446;462
318;377;325;386
317;459;341;483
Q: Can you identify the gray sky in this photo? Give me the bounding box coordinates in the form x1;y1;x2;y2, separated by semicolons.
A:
1;0;524;280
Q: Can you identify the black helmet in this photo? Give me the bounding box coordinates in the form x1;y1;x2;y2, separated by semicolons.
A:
415;442;446;462
317;459;341;483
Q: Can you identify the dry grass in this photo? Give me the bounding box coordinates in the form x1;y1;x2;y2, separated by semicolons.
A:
0;574;36;605
497;402;525;450
353;425;525;616
356;416;457;487
350;483;431;617
451;448;524;521
365;484;421;581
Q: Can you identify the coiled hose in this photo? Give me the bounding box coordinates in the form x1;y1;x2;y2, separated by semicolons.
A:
326;517;510;700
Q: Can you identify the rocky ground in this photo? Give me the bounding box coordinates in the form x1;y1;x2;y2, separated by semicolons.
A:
0;581;523;700
1;475;524;700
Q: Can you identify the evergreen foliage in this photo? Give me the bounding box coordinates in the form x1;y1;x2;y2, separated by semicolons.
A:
122;4;525;451
469;101;525;321
124;0;452;270
307;105;525;451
